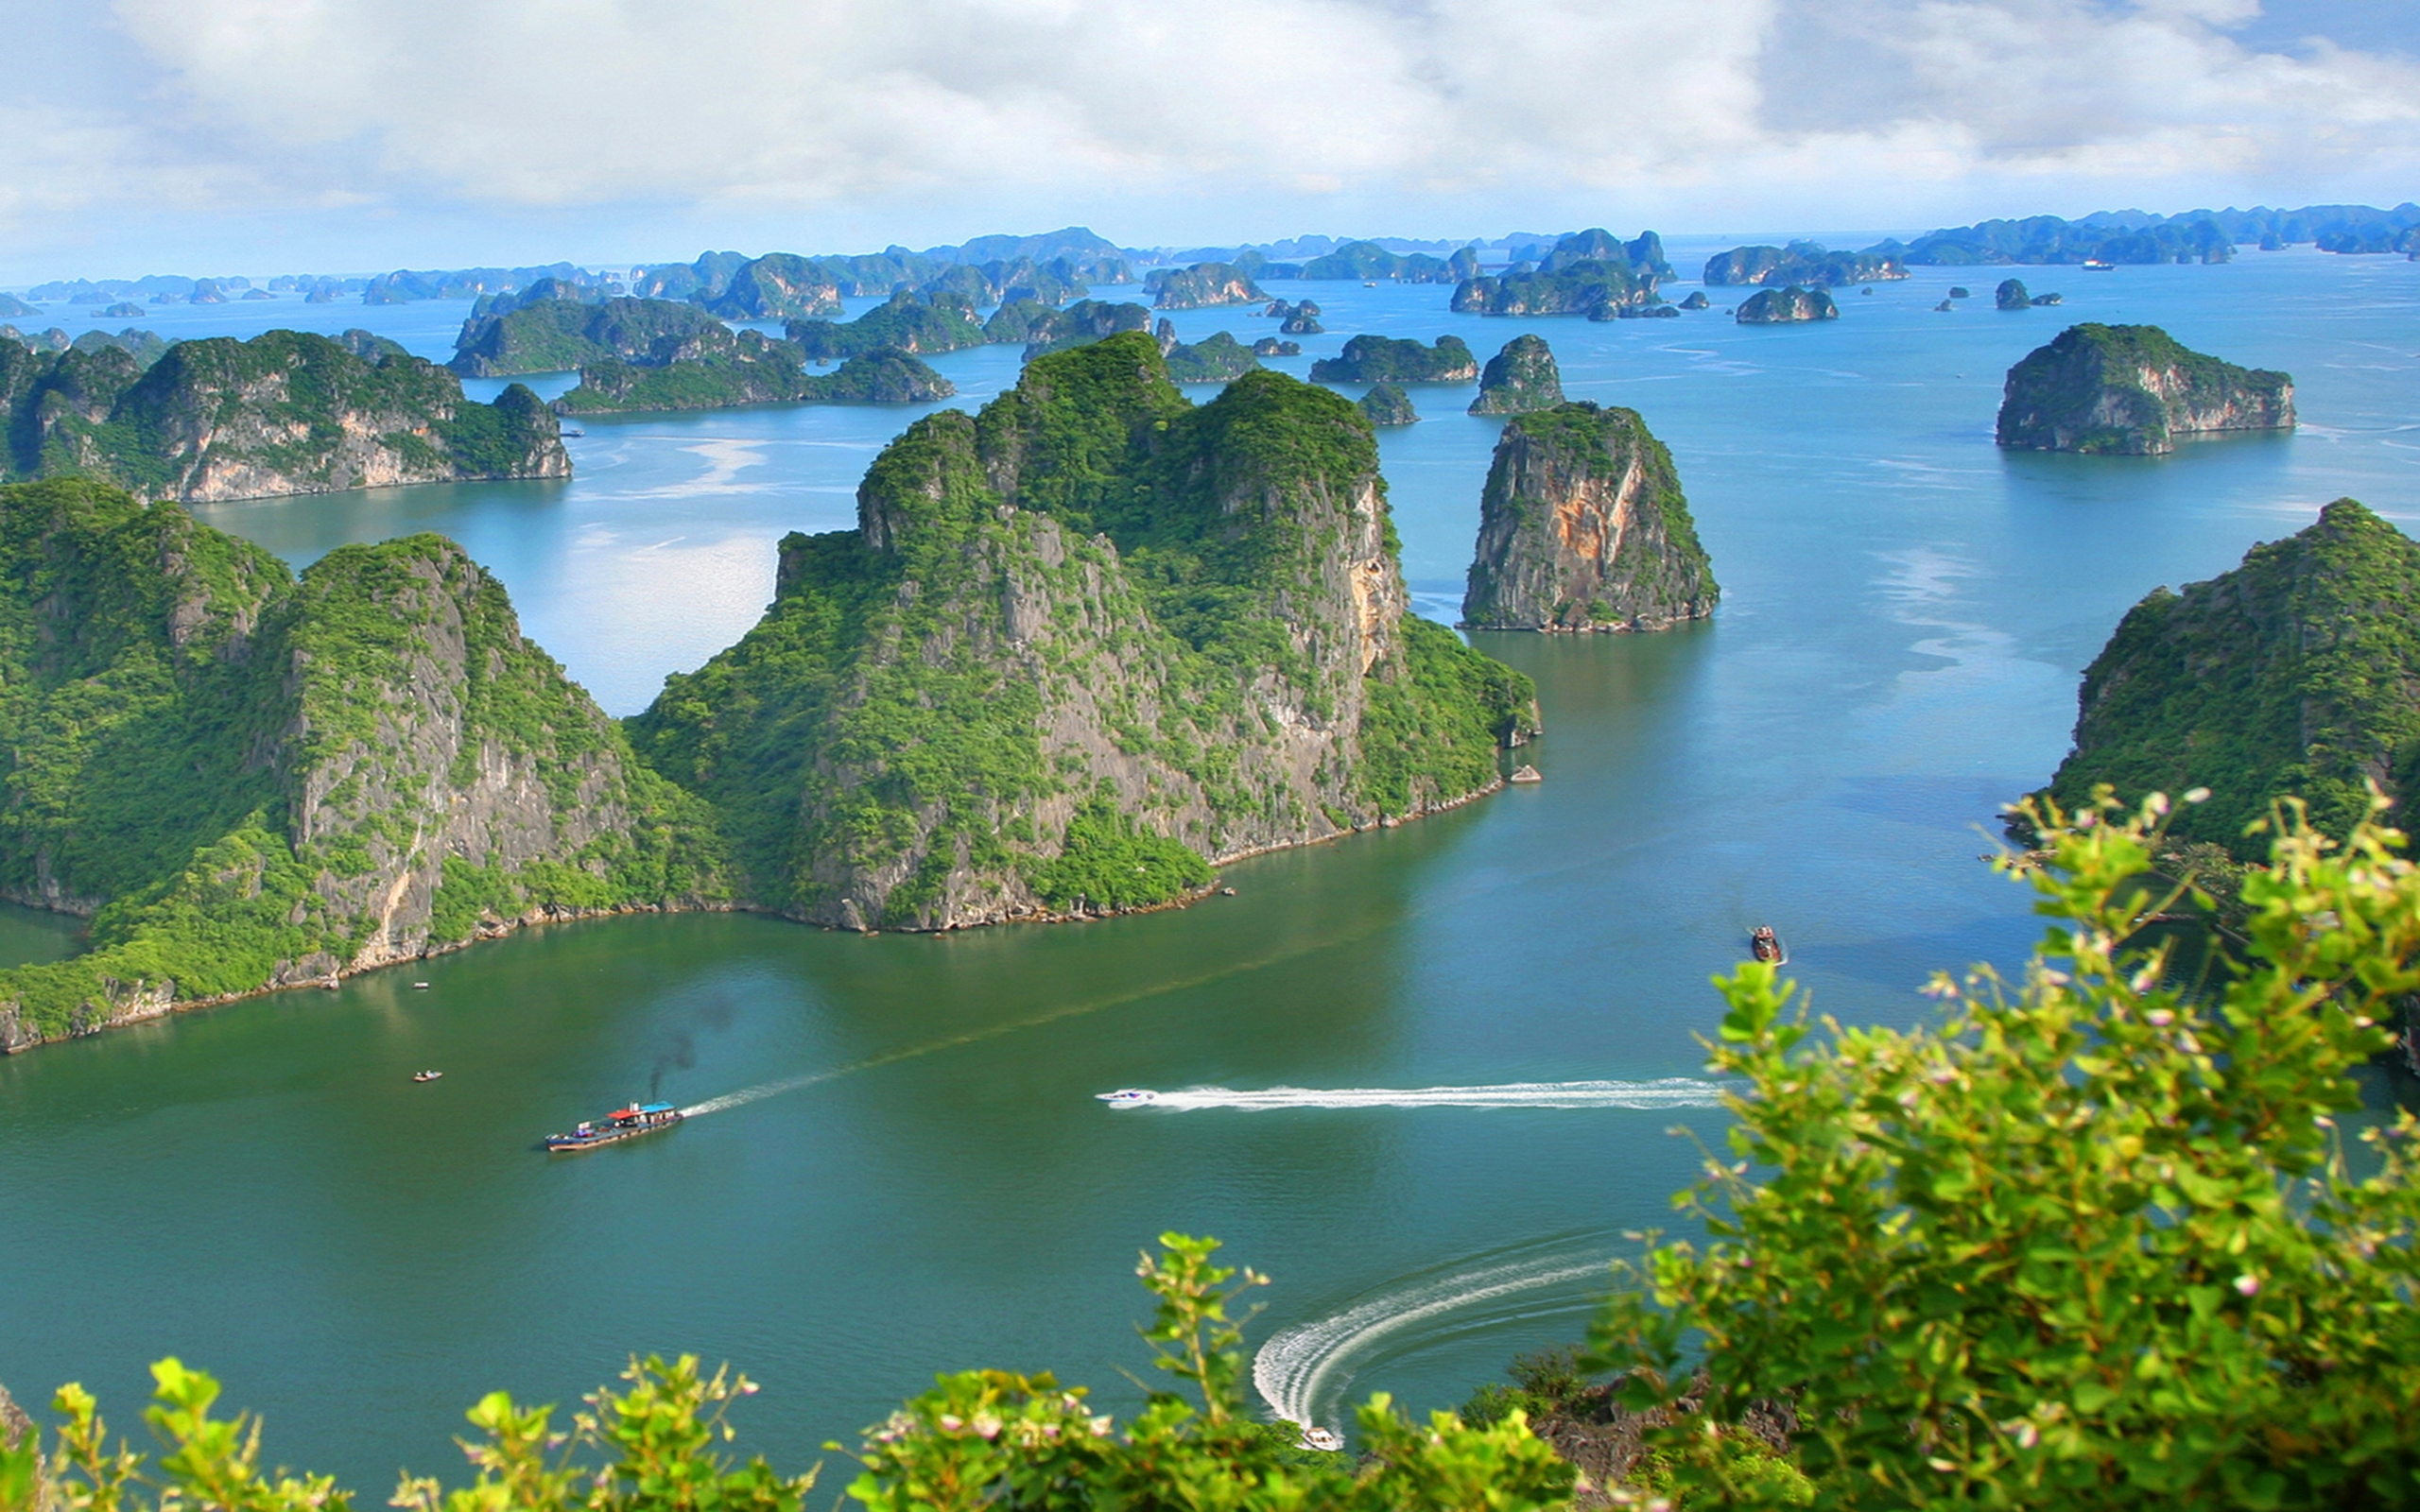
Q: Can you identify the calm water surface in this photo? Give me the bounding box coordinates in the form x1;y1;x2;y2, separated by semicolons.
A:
2;243;2415;1484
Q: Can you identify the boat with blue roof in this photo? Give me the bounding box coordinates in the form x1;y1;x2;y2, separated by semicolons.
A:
544;1101;683;1152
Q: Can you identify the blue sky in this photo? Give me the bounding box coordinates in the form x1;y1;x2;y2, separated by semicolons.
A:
3;0;2414;282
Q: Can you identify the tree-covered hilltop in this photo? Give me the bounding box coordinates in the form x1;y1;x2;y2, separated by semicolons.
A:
552;332;953;414
1702;240;1909;287
1307;335;1478;383
1462;402;1716;631
629;332;1538;932
0;479;728;1052
1146;262;1268;310
1467;335;1564;416
0;330;567;503
1996;323;2293;455
2039;499;2420;856
786;290;989;360
448;296;726;376
1159;331;1261;383
1888;212;2237;266
1358;382;1418;425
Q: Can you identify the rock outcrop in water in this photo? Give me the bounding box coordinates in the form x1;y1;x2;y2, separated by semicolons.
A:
786;291;988;360
1017;300;1155;358
1451;229;1668;318
450;296;726;376
1468;335;1564;416
0;478;729;1053
555;335;954;414
1309;335;1478;384
2037;498;2419;855
1462;403;1718;632
628;332;1539;932
1148;263;1268;310
1735;287;1838;324
1359;383;1418;425
1995;323;2294;455
0;330;567;501
1996;279;2033;310
1161;332;1260;384
1703;242;1908;287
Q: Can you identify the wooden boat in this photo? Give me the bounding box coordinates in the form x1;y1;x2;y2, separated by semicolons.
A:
1750;926;1788;965
412;1070;442;1083
544;1101;683;1152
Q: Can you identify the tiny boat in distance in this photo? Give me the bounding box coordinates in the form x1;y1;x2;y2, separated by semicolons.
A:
2081;259;2115;271
412;1070;442;1083
1750;926;1789;965
544;1101;683;1152
1097;1089;1159;1108
1300;1427;1345;1452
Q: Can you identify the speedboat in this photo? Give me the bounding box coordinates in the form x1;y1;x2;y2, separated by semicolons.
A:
1300;1427;1345;1452
412;1070;442;1082
1096;1089;1159;1108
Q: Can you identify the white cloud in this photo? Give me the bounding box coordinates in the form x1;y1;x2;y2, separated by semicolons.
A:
1;0;2414;270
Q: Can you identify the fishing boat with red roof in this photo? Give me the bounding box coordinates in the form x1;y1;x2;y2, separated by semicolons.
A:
544;1101;683;1153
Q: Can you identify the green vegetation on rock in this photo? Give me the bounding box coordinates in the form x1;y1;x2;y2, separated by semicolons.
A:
2040;498;2415;853
450;297;724;376
0;478;727;1052
786;291;988;360
554;332;953;415
1702;240;1909;287
1146;262;1267;310
1297;241;1458;283
1307;335;1478;384
1017;300;1154;359
1452;231;1668;318
1467;335;1564;416
1996;322;2294;455
1462;402;1717;631
0;330;567;502
1357;382;1418;426
629;332;1537;931
1735;286;1839;324
1160;332;1260;384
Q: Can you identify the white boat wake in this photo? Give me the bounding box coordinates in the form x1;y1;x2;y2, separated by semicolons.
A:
1253;1241;1618;1435
1112;1078;1731;1111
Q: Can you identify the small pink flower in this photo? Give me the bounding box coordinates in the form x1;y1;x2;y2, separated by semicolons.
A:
2233;1274;2260;1297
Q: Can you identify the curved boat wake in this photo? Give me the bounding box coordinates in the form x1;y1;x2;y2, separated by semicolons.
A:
1118;1079;1730;1112
1253;1239;1620;1435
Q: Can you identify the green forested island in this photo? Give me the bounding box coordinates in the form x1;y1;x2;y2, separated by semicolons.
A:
1451;229;1668;318
1702;241;1908;287
1147;262;1267;310
1735;286;1839;323
1996;323;2293;455
0;333;1536;1046
1461;403;1717;631
0;330;566;502
552;333;954;414
630;332;1536;932
1358;382;1418;425
1159;330;1261;383
449;296;727;376
2040;498;2418;853
1308;335;1478;383
1467;335;1564;416
785;291;988;359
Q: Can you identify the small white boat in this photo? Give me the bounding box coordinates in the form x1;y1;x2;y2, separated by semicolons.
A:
1096;1089;1159;1108
1300;1427;1345;1452
412;982;430;989
412;1070;442;1083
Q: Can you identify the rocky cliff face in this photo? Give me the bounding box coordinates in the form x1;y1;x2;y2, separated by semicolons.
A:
701;254;845;319
1468;335;1564;415
630;333;1539;932
2040;498;2420;854
1735;286;1839;324
3;331;568;501
1996;323;2294;455
0;479;726;1052
1462;403;1718;632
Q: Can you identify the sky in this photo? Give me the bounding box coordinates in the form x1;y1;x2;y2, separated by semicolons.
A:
2;0;2416;281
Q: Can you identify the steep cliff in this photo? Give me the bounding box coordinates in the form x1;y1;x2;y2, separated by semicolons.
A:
450;296;725;376
1148;263;1268;310
1018;301;1154;359
1468;335;1564;415
2039;499;2420;855
1735;286;1839;324
2;331;568;502
1309;335;1478;384
0;479;727;1052
700;254;845;320
1996;324;2294;455
629;333;1538;932
1461;403;1718;632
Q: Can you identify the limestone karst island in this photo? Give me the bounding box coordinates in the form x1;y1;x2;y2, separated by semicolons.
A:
5;9;2420;1501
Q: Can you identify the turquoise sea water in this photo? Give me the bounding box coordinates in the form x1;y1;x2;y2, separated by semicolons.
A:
0;242;2414;1485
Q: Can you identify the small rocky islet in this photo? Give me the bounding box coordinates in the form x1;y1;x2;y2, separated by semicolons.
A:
1467;334;1564;416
